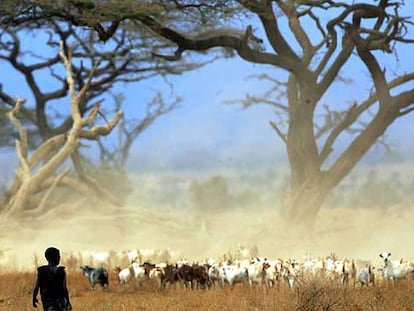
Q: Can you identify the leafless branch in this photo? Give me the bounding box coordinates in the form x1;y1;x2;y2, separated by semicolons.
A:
269;120;287;143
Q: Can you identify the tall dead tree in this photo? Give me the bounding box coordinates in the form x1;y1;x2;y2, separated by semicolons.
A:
2;43;122;218
0;6;210;211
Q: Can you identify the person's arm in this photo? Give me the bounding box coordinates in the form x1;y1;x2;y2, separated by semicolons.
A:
32;273;40;308
62;271;72;309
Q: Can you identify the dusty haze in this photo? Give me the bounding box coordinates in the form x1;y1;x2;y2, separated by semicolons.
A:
0;164;414;269
0;166;413;270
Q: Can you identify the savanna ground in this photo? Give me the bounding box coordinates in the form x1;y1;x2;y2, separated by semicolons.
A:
1;269;414;310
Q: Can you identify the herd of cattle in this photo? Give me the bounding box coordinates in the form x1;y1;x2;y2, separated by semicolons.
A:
75;248;414;291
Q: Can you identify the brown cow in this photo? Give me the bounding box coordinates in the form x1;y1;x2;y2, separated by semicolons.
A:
177;264;209;289
160;264;180;289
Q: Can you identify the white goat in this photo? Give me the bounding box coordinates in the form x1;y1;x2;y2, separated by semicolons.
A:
281;258;300;288
334;259;356;287
149;266;164;287
208;264;226;288
358;265;375;287
114;266;132;284
247;258;267;287
262;260;280;289
131;262;147;286
379;251;414;283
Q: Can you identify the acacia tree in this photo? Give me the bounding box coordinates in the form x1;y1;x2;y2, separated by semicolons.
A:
143;0;414;227
2;1;414;227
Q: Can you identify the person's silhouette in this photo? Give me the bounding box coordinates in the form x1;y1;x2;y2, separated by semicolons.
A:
32;247;72;311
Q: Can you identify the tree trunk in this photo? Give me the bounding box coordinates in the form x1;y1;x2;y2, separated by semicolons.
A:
282;175;332;230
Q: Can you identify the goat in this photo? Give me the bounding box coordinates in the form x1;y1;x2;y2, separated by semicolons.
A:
262;260;280;289
160;264;180;289
113;266;132;284
280;258;300;288
181;264;210;289
334;259;356;287
358;265;375;287
208;264;225;288
130;262;148;287
379;251;414;283
80;265;109;290
149;266;164;288
222;264;249;287
247;258;268;287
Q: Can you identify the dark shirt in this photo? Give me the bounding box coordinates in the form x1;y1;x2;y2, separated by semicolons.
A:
37;265;69;310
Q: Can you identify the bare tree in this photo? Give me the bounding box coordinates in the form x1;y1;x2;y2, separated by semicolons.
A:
2;1;414;227
2;43;122;218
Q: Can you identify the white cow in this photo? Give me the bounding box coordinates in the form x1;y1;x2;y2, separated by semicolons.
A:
222;264;249;287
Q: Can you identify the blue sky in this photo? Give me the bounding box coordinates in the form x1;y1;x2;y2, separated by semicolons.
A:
1;4;414;181
124;49;414;172
124;3;414;172
125;58;286;170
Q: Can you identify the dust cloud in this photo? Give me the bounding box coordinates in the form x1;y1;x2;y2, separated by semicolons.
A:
0;169;413;270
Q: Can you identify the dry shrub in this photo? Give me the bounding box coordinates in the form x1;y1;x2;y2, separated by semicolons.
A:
292;278;349;311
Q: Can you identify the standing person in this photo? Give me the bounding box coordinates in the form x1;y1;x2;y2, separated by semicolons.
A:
32;247;72;311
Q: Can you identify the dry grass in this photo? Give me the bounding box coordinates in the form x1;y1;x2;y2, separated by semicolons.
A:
1;271;414;311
